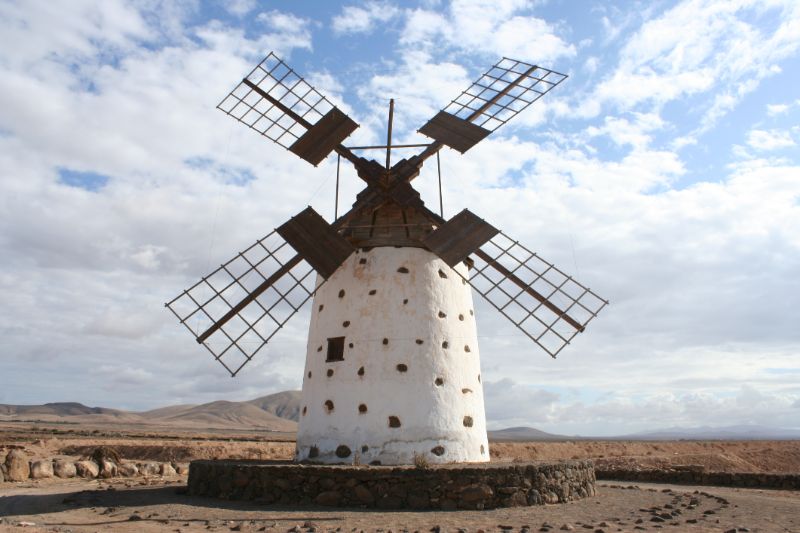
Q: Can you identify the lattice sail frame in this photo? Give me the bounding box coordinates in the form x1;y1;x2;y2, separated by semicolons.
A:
443;57;567;132
462;232;608;358
217;53;336;151
166;231;320;376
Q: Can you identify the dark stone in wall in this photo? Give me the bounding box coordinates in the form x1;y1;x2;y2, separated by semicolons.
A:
188;459;596;510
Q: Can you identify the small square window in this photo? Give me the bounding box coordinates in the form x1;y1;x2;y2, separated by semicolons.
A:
326;336;345;362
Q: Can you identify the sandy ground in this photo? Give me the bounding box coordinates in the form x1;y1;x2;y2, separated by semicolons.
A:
1;477;798;532
2;425;799;474
6;434;800;473
2;427;799;532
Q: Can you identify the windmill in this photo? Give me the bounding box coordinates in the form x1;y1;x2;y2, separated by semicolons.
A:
166;53;608;465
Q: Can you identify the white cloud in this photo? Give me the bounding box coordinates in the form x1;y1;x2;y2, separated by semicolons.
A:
585;112;666;149
484;380;800;435
747;128;795;150
225;0;256;18
399;1;575;61
0;1;799;437
590;0;800;127
767;103;790;115
332;2;400;35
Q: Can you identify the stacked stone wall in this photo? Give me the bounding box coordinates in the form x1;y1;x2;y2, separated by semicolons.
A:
597;468;800;490
188;460;595;510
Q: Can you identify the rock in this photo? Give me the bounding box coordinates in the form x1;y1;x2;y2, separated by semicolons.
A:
352;485;374;504
75;460;100;478
459;483;493;505
560;525;574;531
117;463;138;477
377;495;403;509
160;463;177;476
504;491;527;507
100;460;117;478
176;464;190;475
30;460;54;479
407;492;429;509
53;460;77;478
315;491;341;506
138;462;160;476
4;450;30;481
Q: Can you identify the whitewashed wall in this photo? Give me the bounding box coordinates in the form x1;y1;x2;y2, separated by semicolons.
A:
296;247;489;465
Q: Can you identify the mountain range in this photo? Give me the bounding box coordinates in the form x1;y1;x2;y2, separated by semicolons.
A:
2;392;798;440
0;391;302;432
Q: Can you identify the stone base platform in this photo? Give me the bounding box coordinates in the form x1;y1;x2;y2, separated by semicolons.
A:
188;459;596;510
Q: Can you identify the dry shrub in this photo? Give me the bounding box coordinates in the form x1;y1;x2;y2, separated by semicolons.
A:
91;446;122;465
413;452;430;470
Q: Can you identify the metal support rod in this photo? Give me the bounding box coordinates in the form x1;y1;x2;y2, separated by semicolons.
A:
346;143;431;150
437;151;443;217
335;153;340;219
385;98;395;170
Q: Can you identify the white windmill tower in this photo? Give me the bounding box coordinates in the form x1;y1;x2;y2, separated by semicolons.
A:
167;53;607;465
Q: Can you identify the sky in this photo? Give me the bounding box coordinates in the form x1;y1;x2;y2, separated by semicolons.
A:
0;0;798;436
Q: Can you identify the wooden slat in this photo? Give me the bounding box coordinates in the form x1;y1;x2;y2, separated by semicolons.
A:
277;207;354;278
289;108;359;166
422;209;499;266
418;111;491;153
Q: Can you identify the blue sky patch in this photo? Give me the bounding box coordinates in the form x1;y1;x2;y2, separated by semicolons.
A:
57;168;110;191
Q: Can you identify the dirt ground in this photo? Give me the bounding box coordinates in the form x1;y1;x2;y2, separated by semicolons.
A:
2;425;799;532
1;478;798;533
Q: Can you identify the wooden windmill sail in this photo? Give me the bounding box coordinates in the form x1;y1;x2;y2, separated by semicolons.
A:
166;54;607;464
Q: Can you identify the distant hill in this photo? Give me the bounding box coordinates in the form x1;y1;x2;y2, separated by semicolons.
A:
0;402;127;417
152;400;296;431
248;391;302;422
488;426;570;441
624;425;800;440
3;396;797;441
0;393;301;432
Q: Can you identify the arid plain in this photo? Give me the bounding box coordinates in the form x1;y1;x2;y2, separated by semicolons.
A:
1;393;799;532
